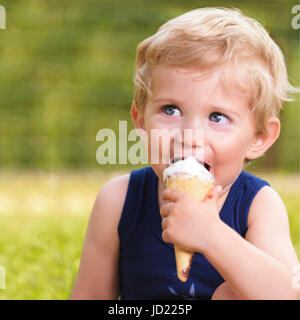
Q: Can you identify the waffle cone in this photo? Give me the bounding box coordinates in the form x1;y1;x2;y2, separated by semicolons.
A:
166;174;213;282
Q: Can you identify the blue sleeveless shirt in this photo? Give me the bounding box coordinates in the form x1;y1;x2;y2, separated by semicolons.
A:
118;167;270;300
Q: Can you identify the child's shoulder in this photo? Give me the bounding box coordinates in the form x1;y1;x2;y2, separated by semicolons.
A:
96;166;153;214
92;173;130;228
243;171;284;227
248;183;286;227
246;183;299;268
100;173;130;195
97;173;130;210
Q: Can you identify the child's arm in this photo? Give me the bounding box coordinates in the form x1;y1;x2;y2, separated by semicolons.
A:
212;185;299;300
70;174;130;300
211;281;237;300
161;185;299;299
209;185;299;299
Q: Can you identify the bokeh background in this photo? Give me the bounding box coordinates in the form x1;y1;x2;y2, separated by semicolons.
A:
0;0;299;299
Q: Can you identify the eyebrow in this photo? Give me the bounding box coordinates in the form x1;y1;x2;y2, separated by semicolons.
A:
153;98;186;105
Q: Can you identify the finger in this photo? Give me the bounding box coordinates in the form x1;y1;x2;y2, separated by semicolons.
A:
204;185;223;201
162;229;168;243
160;202;173;217
161;217;168;230
162;228;172;244
162;188;184;202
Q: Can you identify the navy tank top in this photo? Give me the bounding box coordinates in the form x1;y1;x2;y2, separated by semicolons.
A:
118;166;270;300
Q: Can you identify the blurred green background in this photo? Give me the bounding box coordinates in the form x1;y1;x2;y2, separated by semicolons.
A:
0;0;299;299
0;0;299;171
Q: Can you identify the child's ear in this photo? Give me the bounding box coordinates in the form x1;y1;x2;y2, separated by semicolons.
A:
131;102;145;130
245;116;280;160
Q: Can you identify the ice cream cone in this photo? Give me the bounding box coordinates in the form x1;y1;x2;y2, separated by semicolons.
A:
163;157;214;282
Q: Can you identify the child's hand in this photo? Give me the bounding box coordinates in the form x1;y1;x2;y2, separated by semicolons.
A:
160;185;223;253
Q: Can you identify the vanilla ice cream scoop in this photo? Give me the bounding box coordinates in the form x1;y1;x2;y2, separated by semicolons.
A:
163;156;214;184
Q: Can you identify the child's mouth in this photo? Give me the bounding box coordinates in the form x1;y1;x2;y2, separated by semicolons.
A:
204;163;211;172
171;157;211;172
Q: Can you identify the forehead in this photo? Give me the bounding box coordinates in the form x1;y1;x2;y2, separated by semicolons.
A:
150;64;250;111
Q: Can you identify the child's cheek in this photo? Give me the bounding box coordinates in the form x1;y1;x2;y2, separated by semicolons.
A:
207;122;232;133
146;130;174;164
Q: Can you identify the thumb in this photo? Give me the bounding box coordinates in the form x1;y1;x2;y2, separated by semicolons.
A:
204;185;223;202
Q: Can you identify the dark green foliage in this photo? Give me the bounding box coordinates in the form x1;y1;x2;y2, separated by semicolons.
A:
0;0;298;171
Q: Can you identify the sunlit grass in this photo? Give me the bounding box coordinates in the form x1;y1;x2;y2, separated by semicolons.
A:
0;170;299;299
0;169;127;300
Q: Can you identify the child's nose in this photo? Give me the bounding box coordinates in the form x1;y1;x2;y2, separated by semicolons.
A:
185;116;204;130
181;117;205;147
173;127;205;163
173;128;205;154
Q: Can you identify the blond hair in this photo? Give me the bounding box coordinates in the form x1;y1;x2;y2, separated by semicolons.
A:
133;7;298;135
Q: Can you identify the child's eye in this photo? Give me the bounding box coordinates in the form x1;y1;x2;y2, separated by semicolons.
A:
162;105;181;116
209;112;230;124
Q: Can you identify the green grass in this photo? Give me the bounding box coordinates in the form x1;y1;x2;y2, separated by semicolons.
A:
0;170;299;299
0;214;87;299
0;169;126;300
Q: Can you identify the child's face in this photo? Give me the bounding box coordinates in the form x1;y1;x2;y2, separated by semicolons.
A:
139;64;258;189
